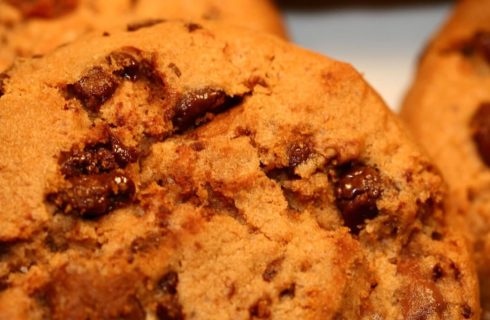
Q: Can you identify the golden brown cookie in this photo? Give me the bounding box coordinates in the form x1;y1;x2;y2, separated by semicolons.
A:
401;0;490;315
0;0;286;71
0;21;479;319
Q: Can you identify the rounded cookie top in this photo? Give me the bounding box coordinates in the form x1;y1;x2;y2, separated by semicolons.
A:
0;21;479;319
400;0;490;313
0;0;286;72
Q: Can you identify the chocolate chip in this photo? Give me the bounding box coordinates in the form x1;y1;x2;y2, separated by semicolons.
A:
186;23;202;32
172;88;242;132
168;63;182;77
0;73;7;98
127;18;165;32
45;234;69;252
47;171;135;218
471;103;490;166
450;261;462;281
130;234;160;255
138;57;166;101
288;141;312;168
206;187;238;213
190;141;205;151
156;303;184;320
158;271;178;295
234;127;254;138
227;283;236;299
66;67;119;113
334;163;381;234
107;49;166;100
432;264;444;281
245;76;268;90
139;58;163;85
154;270;184;319
249;297;272;319
0;242;12;257
203;185;245;223
279;283;295;299
431;231;443;241
462;303;473;319
60;131;138;178
125;297;146;320
262;258;284;282
0;277;9;292
7;0;78;19
473;31;490;63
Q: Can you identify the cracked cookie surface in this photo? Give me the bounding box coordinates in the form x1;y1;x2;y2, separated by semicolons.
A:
401;0;490;315
0;0;286;72
0;21;479;319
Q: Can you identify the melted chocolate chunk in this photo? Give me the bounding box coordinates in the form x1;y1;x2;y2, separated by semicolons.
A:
127;19;165;32
334;163;381;234
249;297;272;319
0;73;7;98
66;67;119;113
47;171;135;218
60;132;137;178
110;51;141;81
262;257;284;282
288;141;312;168
471;103;490;166
158;271;179;295
7;0;78;19
172;88;242;132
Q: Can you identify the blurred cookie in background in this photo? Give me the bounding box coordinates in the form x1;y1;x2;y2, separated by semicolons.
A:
0;0;287;71
400;0;490;314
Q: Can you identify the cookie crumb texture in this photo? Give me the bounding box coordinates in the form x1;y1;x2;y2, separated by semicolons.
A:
0;22;478;319
401;0;490;315
0;0;286;72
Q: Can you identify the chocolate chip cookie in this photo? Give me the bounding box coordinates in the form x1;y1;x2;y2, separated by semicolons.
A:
401;0;490;315
0;0;286;72
0;21;479;319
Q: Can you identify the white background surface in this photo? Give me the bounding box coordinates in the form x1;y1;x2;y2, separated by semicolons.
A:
281;1;452;111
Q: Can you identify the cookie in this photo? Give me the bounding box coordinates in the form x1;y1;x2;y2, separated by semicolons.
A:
0;0;286;72
0;21;478;319
400;0;490;314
